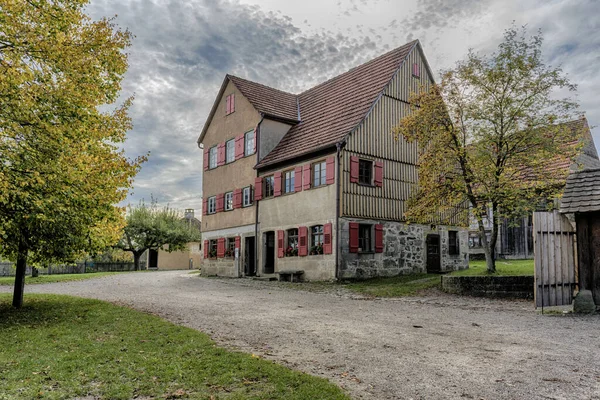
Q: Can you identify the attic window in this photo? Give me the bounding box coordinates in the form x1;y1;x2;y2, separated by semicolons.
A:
225;94;235;115
412;63;420;78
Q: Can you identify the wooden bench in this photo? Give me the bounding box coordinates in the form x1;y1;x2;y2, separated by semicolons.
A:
277;269;304;282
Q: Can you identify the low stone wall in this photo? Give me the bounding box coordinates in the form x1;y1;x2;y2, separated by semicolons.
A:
441;275;534;299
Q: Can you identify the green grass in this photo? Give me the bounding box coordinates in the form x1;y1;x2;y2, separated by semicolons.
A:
342;273;440;298
0;294;349;400
450;259;534;276
0;272;121;286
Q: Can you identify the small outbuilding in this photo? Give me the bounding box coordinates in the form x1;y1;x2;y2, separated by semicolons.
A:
560;167;600;306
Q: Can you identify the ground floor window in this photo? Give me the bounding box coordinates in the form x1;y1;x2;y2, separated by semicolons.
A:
209;239;217;258
286;228;298;256
310;225;323;255
359;224;372;252
225;238;236;257
449;230;459;255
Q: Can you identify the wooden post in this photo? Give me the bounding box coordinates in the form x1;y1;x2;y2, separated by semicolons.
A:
590;212;600;305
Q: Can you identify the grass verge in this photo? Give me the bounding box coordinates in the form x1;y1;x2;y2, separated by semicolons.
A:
450;259;534;276
0;272;121;286
0;294;348;400
342;274;440;297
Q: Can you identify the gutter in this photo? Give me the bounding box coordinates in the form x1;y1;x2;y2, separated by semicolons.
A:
335;141;344;280
254;116;264;276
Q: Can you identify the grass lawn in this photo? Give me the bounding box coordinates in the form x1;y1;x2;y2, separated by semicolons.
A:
0;294;348;400
0;272;121;286
450;259;534;276
342;273;440;298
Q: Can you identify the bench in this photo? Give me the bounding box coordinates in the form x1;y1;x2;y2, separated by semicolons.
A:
277;269;304;282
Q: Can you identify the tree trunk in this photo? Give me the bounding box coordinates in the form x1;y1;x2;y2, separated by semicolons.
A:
133;251;142;271
31;267;39;278
12;237;28;309
476;208;496;274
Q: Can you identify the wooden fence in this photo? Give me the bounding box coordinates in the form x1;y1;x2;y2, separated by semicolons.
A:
533;211;577;308
0;261;144;277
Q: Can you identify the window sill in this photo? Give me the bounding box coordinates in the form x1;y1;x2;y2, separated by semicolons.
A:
357;183;376;188
358;251;375;255
242;204;253;208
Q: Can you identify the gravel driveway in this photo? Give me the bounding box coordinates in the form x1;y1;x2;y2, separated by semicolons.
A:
2;271;599;400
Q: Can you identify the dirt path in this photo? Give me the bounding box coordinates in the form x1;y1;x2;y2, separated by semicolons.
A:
2;271;599;399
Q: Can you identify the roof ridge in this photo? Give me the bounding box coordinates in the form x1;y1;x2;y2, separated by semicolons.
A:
227;74;298;97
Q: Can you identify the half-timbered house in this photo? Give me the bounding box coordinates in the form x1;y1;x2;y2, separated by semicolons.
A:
198;40;468;281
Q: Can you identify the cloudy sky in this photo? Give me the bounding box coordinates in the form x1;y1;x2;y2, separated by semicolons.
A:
87;0;599;212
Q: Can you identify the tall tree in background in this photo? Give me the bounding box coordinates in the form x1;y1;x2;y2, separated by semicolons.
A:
0;0;146;308
395;27;581;273
116;201;201;271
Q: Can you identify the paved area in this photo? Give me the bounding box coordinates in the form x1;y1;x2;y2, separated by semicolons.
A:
2;271;600;399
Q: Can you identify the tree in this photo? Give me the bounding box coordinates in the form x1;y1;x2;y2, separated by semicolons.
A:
116;201;201;271
0;0;146;308
395;26;582;273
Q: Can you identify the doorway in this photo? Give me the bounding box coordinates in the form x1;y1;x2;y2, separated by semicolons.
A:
426;234;441;273
148;249;158;269
244;237;256;276
264;231;275;274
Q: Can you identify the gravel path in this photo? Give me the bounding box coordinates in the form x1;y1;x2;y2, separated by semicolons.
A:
2;271;599;400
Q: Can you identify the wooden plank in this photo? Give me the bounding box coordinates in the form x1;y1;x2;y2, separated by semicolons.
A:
590;213;600;305
534;212;541;307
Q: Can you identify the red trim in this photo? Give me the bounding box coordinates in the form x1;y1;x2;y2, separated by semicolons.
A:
274;171;282;197
277;230;285;258
235;134;244;159
202;198;208;216
294;166;303;192
235;236;241;250
203;240;209;259
375;224;384;253
326;157;335;185
323;223;332;254
298;226;308;256
216;193;224;212
217;143;226;166
217;238;225;258
233;188;242;209
203;148;209;171
254;177;263;200
349;222;359;253
302;164;311;190
350;156;359;183
374;161;384;187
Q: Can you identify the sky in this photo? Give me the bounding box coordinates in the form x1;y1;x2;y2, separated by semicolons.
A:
86;0;600;213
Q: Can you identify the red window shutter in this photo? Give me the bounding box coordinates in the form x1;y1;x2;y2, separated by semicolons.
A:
216;193;224;212
298;226;308;256
294;166;303;192
226;95;231;114
203;240;209;259
277;230;285;258
235;134;244;159
217;143;226;166
350;156;359;183
349;222;359;253
254;177;263;200
323;223;333;254
203;148;210;171
217;238;225;258
374;161;384;187
202;198;208;216
253;127;257;153
302;164;311;190
375;224;384;253
326;156;335;185
233;188;242;209
230;94;235;113
274;171;282;197
235;236;241;250
413;63;419;77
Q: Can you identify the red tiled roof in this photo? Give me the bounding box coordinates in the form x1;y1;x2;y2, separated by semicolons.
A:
257;41;417;168
227;75;299;122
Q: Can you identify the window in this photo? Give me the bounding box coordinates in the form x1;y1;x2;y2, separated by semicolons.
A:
359;224;372;252
412;63;420;78
245;130;255;156
225;94;235;115
225;238;235;257
209;146;217;169
313;161;326;187
226;139;235;163
243;186;253;207
225;192;233;211
207;196;216;214
286;229;298;256
284;170;295;194
209;239;217;258
449;230;459;255
264;175;274;198
310;225;324;255
358;159;373;185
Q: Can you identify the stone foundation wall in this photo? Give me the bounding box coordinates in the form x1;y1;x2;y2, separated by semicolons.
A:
201;258;238;277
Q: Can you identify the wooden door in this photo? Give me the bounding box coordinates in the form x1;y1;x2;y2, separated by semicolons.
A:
426;234;441;273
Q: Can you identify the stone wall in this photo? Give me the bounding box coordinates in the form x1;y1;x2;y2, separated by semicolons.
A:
338;218;468;279
441;275;534;299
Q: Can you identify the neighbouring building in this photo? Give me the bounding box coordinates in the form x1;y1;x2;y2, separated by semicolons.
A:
198;40;468;281
468;117;600;260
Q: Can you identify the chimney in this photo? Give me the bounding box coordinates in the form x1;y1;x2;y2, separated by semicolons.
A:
184;209;194;220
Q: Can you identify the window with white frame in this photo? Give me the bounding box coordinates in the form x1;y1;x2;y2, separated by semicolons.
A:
313;161;326;187
284;170;295;194
310;225;324;255
226;139;235;163
209;146;217;169
207;196;216;214
264;175;274;198
286;228;298;256
243;186;252;207
245;130;255;156
225;192;233;211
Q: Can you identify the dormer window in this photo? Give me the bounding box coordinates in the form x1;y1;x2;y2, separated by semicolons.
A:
225;94;235;115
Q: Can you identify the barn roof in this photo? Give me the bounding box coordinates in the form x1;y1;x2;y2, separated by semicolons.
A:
560;168;600;214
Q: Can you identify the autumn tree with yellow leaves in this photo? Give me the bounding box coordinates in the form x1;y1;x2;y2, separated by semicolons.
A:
0;0;146;308
395;27;582;273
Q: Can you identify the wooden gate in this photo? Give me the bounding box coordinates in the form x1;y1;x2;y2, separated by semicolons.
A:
533;211;577;308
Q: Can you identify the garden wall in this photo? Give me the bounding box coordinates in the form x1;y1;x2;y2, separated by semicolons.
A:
441;275;534;299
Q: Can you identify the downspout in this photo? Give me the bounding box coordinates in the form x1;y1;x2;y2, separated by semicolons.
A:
335;141;342;280
254;116;264;276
